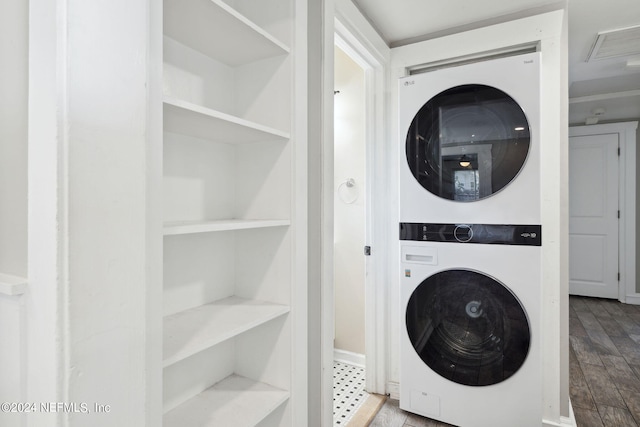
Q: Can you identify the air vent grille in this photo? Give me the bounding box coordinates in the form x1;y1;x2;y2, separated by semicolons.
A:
587;25;640;62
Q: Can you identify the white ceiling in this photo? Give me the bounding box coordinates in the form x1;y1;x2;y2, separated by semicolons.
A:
352;0;640;125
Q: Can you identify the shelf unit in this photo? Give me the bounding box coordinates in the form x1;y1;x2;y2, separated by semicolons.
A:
163;97;290;144
164;375;289;427
164;0;289;67
163;296;290;367
161;0;303;425
163;219;290;236
0;273;27;296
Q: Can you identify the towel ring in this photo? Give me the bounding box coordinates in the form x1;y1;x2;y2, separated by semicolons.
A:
337;178;358;204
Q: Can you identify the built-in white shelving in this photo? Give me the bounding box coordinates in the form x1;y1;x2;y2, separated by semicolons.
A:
164;0;289;67
164;97;290;144
163;296;289;367
162;0;299;423
0;273;27;296
163;374;289;427
163;219;290;236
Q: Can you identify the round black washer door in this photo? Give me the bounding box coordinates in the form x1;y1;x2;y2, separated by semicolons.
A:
406;269;530;386
406;84;530;201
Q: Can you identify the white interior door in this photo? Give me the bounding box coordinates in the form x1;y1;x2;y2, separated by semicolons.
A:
569;133;619;299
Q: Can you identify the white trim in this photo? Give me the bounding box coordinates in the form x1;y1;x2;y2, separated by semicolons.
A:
569;121;639;135
334;349;366;367
569;121;637;302
543;400;576;426
624;294;640;305
320;2;335;426
569;90;640;104
292;1;310;426
334;0;389;66
27;0;66;415
0;273;27;296
386;381;400;400
324;9;390;424
543;417;577;427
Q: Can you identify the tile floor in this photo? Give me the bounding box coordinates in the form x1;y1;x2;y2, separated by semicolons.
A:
368;296;640;427
333;361;369;426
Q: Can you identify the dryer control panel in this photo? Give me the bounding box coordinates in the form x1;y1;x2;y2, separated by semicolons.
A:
400;223;541;246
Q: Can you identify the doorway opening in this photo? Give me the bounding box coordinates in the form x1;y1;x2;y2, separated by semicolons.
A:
328;24;388;425
332;43;367;425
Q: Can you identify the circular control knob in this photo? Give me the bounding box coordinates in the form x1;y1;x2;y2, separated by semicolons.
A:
454;224;473;242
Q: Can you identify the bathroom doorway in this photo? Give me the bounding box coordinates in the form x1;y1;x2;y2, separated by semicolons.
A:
329;22;388;423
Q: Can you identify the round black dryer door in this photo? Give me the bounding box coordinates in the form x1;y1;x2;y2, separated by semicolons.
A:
406;84;530;201
406;269;530;386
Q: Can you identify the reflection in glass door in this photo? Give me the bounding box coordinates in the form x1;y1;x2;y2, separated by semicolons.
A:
405;84;530;202
454;169;479;201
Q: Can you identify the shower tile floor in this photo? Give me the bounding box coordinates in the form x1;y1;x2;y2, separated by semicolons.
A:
334;361;369;426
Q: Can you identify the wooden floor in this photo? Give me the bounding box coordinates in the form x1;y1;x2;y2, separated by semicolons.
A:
367;296;640;427
569;295;640;426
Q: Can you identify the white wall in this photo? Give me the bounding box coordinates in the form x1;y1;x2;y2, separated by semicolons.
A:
26;0;163;425
308;0;336;424
0;0;28;277
390;9;570;425
0;1;28;426
334;46;366;355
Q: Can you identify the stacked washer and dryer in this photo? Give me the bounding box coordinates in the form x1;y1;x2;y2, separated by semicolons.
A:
398;52;543;427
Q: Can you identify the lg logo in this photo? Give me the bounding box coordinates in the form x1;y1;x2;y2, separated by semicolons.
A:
404;80;415;86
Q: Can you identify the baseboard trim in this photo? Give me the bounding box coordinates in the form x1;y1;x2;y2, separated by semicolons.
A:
334;348;365;367
543;417;576;427
625;294;640;305
542;401;576;427
386;381;399;400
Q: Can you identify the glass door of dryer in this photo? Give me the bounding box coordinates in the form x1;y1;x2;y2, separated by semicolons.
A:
405;84;531;202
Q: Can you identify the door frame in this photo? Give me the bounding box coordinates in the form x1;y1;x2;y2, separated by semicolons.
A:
568;133;620;299
569;121;637;302
320;11;389;425
333;18;387;393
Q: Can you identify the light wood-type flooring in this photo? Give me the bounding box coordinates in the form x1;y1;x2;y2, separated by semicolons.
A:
367;296;640;427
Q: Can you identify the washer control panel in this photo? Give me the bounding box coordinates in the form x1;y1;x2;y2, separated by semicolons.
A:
400;223;541;246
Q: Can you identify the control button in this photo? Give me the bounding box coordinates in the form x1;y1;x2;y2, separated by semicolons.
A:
454;224;473;242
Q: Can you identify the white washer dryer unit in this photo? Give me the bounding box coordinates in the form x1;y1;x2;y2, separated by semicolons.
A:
399;52;541;225
399;224;541;427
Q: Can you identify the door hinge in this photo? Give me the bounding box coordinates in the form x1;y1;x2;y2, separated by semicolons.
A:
618;210;621;219
618;272;621;281
364;246;371;256
618;147;621;156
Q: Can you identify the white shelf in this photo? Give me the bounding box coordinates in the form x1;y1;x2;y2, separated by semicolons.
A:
163;0;289;66
0;273;27;296
163;296;289;367
164;97;290;144
163;219;290;236
164;374;289;426
161;0;298;421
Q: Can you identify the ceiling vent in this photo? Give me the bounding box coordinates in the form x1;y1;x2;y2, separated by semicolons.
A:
587;25;640;62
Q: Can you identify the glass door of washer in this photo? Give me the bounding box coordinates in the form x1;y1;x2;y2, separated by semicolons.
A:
405;269;531;386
